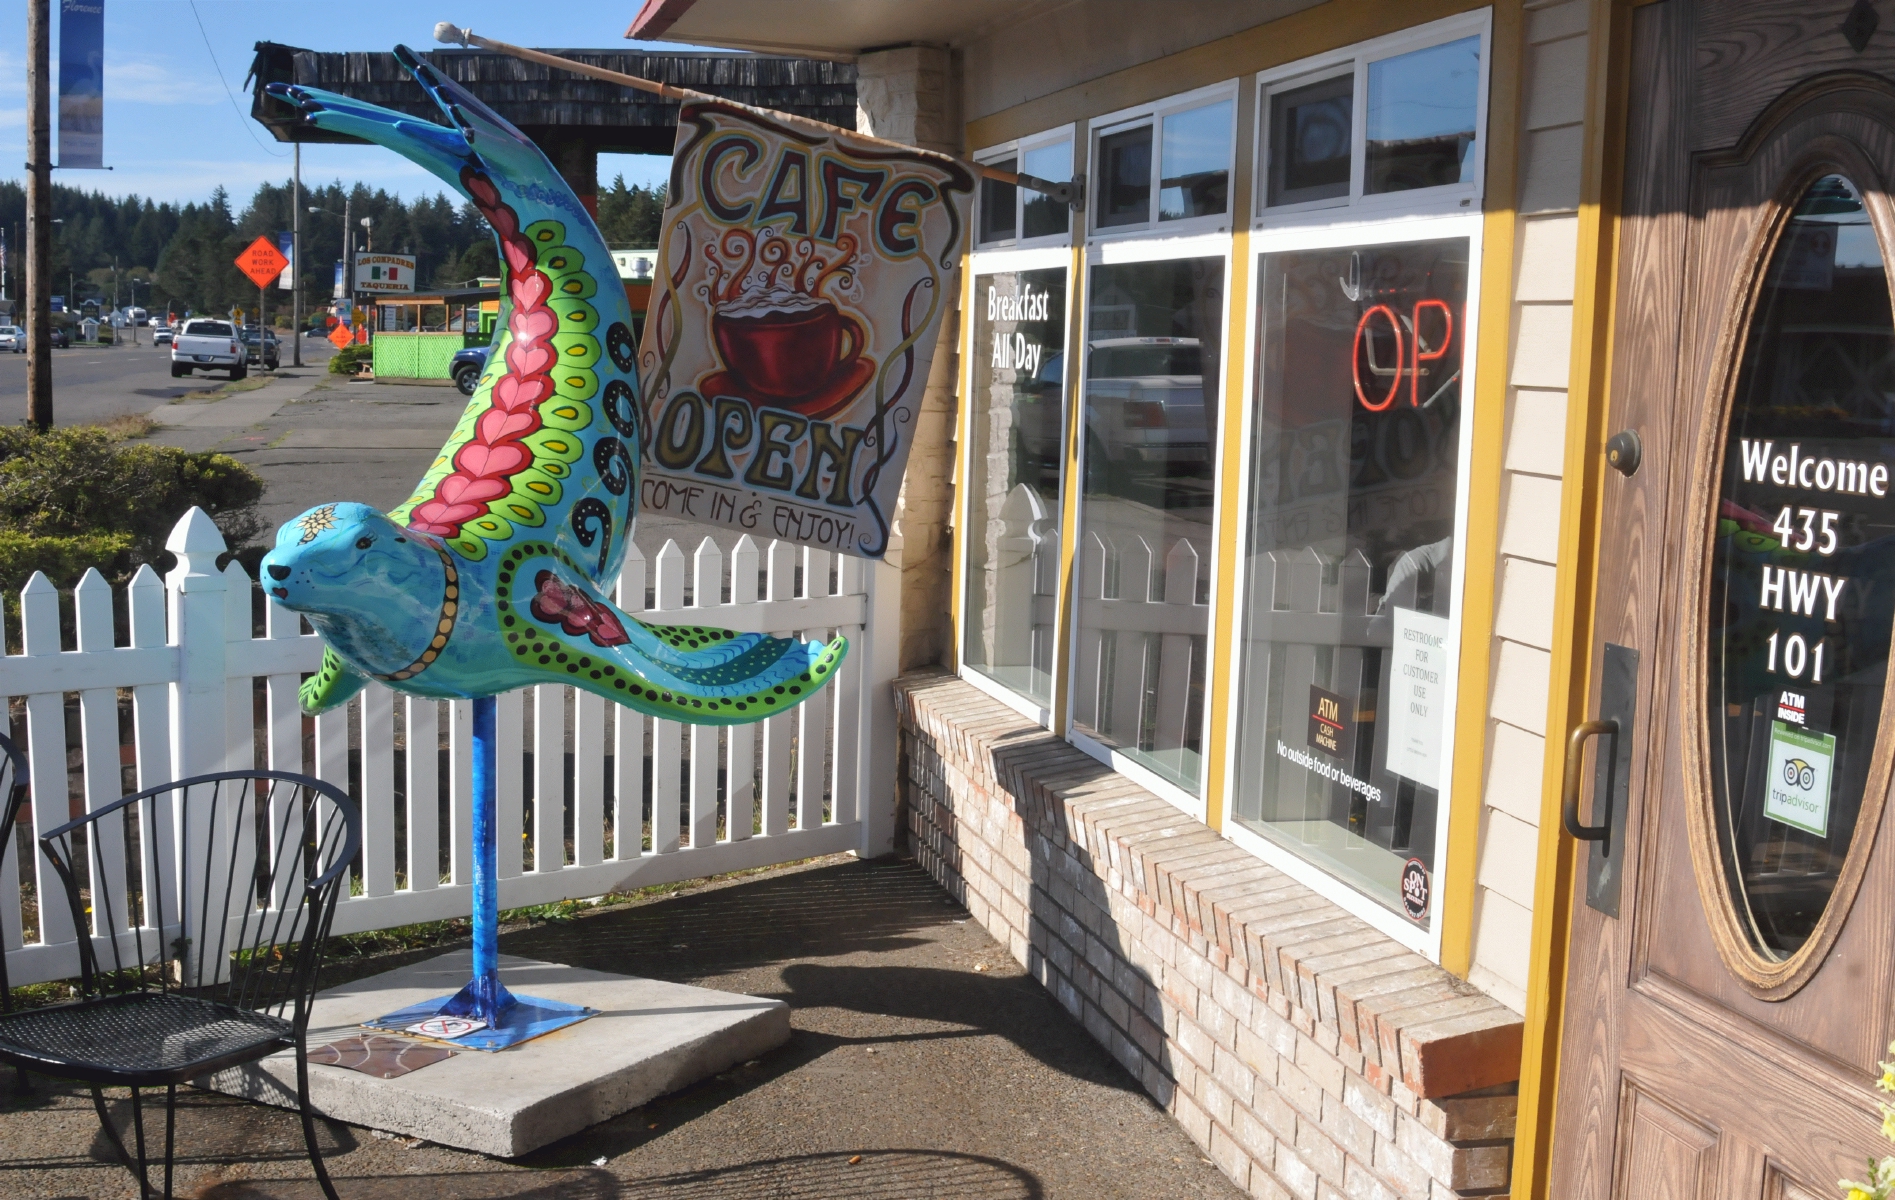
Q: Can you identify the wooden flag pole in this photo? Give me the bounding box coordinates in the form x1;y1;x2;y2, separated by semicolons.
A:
432;23;1081;205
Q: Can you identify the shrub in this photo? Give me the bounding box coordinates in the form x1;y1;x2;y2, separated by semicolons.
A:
329;343;372;375
0;426;265;639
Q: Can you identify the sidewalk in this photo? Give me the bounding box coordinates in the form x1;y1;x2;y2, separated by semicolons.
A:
0;856;1245;1199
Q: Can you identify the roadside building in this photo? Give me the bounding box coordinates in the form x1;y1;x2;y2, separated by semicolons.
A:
634;2;1895;1197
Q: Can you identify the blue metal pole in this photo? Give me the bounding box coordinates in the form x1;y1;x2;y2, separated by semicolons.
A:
442;694;514;1022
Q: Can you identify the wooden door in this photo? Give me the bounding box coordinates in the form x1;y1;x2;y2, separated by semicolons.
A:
1552;3;1895;1197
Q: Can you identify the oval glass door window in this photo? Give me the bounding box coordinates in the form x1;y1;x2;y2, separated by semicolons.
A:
1709;173;1895;961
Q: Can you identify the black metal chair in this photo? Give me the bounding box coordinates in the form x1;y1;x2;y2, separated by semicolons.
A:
0;729;31;1013
0;770;361;1199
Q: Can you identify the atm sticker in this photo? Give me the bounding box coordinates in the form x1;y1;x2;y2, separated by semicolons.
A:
1764;721;1834;837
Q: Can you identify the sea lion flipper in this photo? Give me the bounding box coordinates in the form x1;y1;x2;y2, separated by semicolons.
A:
500;555;846;725
300;648;368;717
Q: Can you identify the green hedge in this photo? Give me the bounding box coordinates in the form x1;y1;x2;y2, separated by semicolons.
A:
329;344;372;375
0;427;265;644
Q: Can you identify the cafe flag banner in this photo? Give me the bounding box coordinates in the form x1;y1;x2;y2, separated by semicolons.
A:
637;96;974;559
58;0;105;169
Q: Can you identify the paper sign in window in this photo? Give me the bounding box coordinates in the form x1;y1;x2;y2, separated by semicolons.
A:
1385;607;1451;790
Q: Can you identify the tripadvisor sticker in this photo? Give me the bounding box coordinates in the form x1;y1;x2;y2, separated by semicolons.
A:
1764;720;1835;837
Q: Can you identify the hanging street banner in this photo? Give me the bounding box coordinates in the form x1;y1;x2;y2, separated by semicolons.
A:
235;236;290;289
356;253;416;294
57;0;105;169
637;96;974;559
278;231;295;288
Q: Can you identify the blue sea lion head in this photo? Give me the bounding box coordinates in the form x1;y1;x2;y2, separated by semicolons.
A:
262;503;452;674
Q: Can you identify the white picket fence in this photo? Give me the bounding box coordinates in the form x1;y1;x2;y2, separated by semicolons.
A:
1;508;899;988
1072;528;1210;758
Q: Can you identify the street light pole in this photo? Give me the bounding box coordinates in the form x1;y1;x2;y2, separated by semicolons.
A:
291;143;302;367
25;0;52;430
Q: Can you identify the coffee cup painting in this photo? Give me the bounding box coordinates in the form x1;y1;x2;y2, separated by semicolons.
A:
259;49;845;724
640;100;974;558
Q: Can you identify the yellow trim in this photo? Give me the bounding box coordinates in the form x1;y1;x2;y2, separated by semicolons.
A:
946;252;972;675
1052;233;1086;733
1200;76;1259;834
966;0;1494;152
1510;2;1633;1196
1439;0;1526;978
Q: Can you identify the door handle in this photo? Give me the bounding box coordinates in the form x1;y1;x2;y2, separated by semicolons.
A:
1562;719;1619;842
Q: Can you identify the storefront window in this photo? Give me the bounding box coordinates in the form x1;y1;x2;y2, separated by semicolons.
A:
1071;257;1224;793
1267;75;1352;207
1365;37;1481;195
1708;174;1895;960
1161;101;1234;221
1094;92;1233;234
1230;237;1468;925
980;159;1020;244
1023;140;1074;239
1260;21;1486;216
964;267;1069;707
1098;127;1153;228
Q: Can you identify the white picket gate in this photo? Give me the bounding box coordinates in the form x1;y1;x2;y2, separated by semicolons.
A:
0;509;900;988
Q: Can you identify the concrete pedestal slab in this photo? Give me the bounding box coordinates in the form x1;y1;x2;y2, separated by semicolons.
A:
200;950;790;1158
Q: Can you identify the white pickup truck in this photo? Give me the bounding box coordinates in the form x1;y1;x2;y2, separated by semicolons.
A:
170;319;247;381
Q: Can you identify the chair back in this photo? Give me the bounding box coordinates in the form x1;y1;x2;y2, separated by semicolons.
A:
0;732;27;1013
37;771;361;1031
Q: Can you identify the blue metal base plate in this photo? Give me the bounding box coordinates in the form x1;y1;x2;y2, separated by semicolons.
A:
364;992;596;1052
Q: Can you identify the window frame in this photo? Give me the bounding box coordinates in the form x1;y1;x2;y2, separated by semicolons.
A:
1066;230;1236;822
956;243;1078;728
1221;208;1488;957
1254;10;1492;231
974;125;1079;251
1086;80;1241;243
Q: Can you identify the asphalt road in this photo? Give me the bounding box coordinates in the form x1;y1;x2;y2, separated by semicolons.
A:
0;332;337;428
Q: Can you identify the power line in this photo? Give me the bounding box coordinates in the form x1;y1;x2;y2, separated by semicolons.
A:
188;1;287;158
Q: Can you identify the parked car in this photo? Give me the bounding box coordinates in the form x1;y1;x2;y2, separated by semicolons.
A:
1015;337;1211;489
241;328;280;370
451;345;491;396
0;326;23;353
171;319;246;380
48;325;69;349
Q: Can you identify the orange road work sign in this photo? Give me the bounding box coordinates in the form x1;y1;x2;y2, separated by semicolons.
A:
235;237;290;289
328;324;355;350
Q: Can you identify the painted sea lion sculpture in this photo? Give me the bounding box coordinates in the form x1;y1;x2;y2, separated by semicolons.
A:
261;48;844;724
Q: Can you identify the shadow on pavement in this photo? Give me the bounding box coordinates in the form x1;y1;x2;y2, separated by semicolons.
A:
195;1149;1038;1199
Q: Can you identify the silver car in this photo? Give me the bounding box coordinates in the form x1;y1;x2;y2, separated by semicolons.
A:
0;325;24;354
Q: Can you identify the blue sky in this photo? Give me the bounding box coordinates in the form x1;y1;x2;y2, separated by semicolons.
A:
0;1;679;207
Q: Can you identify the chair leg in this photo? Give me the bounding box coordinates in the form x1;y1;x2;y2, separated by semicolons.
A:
163;1084;177;1200
295;1050;340;1200
131;1086;157;1200
91;1084;154;1199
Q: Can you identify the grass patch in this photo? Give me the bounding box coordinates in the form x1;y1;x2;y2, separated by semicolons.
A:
93;412;155;440
174;375;272;403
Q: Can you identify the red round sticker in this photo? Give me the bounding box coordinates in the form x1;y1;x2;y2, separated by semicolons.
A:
1400;858;1431;923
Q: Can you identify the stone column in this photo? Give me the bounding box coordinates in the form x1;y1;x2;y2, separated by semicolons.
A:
854;46;961;670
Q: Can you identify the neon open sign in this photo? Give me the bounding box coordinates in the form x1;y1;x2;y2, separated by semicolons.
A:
1352;300;1456;412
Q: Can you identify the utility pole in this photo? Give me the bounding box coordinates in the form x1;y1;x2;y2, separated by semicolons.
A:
25;0;52;429
291;143;302;366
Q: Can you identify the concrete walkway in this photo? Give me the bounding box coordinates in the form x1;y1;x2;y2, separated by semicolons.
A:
0;857;1245;1199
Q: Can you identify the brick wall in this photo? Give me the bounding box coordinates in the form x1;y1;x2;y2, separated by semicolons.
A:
896;671;1523;1199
